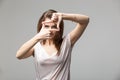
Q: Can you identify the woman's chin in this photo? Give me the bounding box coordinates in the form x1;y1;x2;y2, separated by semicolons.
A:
47;36;54;39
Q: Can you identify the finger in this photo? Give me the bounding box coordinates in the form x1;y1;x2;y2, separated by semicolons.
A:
51;13;58;22
56;16;62;30
49;28;59;32
42;20;53;24
41;23;45;30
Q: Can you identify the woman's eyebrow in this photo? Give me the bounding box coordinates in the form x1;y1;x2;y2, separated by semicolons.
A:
52;24;57;27
44;24;50;26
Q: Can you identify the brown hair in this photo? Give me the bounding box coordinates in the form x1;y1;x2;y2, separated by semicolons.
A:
37;9;64;52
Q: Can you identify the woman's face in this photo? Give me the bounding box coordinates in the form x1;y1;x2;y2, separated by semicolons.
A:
42;18;59;39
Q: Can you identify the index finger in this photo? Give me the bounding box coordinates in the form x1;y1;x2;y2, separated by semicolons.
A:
41;23;45;30
56;16;62;30
42;20;53;24
49;28;60;32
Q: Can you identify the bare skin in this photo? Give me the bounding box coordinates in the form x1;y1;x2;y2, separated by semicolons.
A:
16;12;89;59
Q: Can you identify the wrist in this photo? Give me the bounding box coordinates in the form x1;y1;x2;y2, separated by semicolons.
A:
60;13;71;20
33;34;42;42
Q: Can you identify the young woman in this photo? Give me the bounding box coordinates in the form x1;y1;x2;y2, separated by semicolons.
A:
16;9;89;80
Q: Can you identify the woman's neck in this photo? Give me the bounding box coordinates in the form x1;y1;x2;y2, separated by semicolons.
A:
44;39;54;46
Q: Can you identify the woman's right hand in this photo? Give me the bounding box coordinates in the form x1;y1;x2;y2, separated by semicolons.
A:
35;24;52;40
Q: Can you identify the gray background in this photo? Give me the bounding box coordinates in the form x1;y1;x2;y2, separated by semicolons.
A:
0;0;120;80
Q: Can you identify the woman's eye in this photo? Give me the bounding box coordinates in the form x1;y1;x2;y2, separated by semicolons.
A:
45;25;49;28
52;25;57;29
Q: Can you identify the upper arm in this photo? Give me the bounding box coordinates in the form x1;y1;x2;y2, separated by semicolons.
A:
69;20;89;46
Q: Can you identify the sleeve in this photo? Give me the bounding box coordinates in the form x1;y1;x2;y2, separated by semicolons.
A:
59;34;72;59
62;34;72;48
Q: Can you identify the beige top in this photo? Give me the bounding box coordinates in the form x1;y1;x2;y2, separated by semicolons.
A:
34;34;72;80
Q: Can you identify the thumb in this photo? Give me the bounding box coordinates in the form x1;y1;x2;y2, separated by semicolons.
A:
41;23;45;30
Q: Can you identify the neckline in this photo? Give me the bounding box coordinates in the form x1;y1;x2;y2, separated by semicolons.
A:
39;42;58;58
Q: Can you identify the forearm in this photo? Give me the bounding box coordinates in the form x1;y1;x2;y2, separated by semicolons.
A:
16;35;40;59
62;13;89;24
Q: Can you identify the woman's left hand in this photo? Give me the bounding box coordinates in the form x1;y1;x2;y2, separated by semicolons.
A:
51;13;62;30
42;13;62;31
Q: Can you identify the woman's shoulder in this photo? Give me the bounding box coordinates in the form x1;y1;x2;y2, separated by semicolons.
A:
63;34;70;41
61;34;71;46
